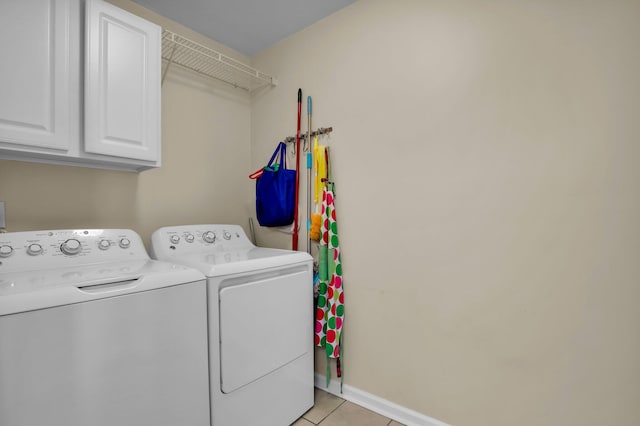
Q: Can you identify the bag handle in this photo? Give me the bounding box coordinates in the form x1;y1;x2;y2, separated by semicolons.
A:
280;142;287;169
267;142;287;169
248;142;287;179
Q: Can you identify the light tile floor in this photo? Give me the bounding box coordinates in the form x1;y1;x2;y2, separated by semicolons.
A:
292;388;405;426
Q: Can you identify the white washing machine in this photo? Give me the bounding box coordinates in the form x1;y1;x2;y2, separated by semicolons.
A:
0;229;210;426
151;224;314;426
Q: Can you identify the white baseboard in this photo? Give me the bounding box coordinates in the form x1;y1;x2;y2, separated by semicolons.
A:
314;373;450;426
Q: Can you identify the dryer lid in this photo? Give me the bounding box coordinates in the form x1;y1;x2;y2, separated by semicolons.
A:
150;224;312;276
160;246;311;276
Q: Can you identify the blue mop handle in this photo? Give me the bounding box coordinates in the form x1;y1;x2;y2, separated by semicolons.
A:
307;150;312;233
307;97;313;169
306;96;313;236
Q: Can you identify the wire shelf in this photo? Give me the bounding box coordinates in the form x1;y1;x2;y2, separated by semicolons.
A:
161;29;277;92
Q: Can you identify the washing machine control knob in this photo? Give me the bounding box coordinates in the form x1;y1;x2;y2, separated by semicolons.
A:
60;239;82;255
170;235;180;244
98;240;111;250
0;245;13;258
119;238;131;249
202;231;216;244
185;233;195;243
27;243;43;256
223;231;232;240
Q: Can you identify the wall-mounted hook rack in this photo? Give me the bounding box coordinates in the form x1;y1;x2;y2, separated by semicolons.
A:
284;127;333;145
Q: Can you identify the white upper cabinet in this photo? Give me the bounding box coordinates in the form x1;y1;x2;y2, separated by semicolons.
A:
0;0;76;152
85;0;161;162
0;0;161;172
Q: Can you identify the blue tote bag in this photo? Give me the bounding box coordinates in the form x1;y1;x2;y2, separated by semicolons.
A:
255;142;296;227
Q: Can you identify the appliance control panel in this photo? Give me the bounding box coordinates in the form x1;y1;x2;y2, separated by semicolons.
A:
0;229;148;273
151;224;253;257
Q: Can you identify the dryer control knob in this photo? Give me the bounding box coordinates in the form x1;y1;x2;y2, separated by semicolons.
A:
223;231;232;240
185;234;195;243
61;239;82;255
202;231;216;244
170;235;180;244
27;243;43;256
0;245;13;258
98;240;111;250
119;238;131;249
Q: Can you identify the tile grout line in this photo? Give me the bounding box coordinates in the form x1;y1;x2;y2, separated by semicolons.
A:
313;399;347;425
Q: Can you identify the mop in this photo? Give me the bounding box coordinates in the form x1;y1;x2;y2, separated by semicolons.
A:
306;96;313;253
292;89;302;251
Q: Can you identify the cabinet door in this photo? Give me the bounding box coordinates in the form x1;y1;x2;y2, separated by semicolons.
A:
0;0;75;152
85;0;161;162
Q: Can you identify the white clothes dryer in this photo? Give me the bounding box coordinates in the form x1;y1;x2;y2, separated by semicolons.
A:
0;229;210;426
151;224;314;426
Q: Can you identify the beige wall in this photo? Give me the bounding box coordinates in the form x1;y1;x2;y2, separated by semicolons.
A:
251;1;640;425
0;0;253;248
2;1;639;425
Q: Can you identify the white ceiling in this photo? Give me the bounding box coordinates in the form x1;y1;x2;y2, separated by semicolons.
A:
130;0;357;56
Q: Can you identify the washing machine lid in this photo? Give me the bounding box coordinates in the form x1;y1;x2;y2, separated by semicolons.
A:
0;259;205;316
163;246;312;277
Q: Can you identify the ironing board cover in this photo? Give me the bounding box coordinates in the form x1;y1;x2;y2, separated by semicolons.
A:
315;183;344;387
